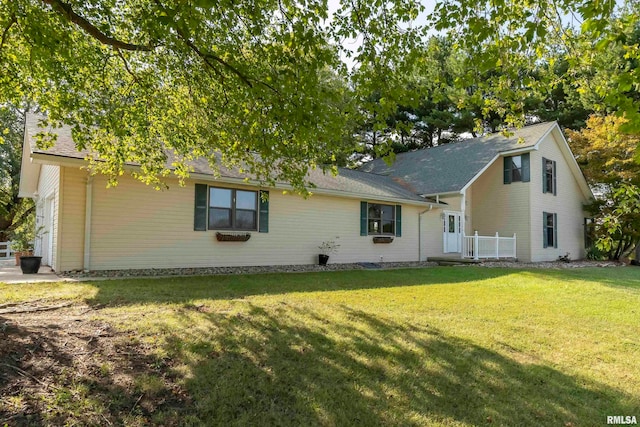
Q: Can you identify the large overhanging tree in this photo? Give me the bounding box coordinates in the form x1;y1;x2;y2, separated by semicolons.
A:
1;0;424;191
1;0;638;191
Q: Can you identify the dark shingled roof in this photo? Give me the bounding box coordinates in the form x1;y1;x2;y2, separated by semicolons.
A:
24;113;427;203
359;122;556;195
25;113;92;159
174;154;425;201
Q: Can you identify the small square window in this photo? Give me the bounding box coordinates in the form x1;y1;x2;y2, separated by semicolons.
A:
209;208;232;229
504;153;529;184
236;191;257;210
235;210;256;229
210;188;232;208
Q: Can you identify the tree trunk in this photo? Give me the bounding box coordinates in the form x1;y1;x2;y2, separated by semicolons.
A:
613;239;623;260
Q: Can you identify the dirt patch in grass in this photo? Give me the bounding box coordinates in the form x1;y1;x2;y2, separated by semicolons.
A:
0;303;191;426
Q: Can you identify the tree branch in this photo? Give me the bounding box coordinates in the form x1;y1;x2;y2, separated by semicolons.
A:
116;49;140;84
40;0;153;52
174;26;253;88
0;15;16;51
150;0;255;88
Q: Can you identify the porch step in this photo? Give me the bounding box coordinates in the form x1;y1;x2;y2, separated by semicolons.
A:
429;257;482;265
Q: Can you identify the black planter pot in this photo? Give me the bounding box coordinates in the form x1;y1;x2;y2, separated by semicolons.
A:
20;256;42;274
318;254;329;266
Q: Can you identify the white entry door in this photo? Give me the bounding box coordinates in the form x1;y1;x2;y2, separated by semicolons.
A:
443;212;462;253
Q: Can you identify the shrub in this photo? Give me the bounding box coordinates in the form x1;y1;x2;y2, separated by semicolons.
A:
586;245;607;261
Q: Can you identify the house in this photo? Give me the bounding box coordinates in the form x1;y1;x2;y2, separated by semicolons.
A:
360;122;594;262
18;114;593;272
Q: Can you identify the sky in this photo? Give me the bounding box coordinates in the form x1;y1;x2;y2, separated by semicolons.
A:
325;0;438;68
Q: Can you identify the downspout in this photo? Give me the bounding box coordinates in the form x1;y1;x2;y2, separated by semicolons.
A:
418;205;433;262
83;175;93;272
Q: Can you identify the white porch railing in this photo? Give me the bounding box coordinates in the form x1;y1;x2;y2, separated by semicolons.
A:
0;241;14;260
462;232;516;260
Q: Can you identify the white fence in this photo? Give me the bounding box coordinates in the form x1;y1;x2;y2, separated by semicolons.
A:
463;232;516;260
0;241;14;260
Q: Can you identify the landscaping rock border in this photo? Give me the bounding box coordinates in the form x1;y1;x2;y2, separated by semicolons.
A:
59;261;438;279
473;260;624;269
58;259;624;279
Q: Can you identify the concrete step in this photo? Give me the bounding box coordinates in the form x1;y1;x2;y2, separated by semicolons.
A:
429;257;482;264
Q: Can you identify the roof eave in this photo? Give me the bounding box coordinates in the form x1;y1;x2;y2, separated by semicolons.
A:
188;171;434;206
459;134;544;194
419;191;460;198
458;153;501;194
497;144;540;157
550;126;594;201
31;152;433;206
18;123;41;198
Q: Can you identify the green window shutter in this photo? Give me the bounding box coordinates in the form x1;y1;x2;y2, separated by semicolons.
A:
503;157;511;184
553;161;557;195
194;184;207;231
395;205;402;237
521;153;530;182
542;157;548;193
259;191;269;233
553;213;558;248
542;212;548;248
360;202;368;236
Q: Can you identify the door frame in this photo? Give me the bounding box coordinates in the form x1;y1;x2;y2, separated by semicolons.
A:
443;210;463;253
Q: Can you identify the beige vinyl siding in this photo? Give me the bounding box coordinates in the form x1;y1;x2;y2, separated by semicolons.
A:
529;130;589;261
464;190;473;235
414;195;462;260
35;165;60;269
419;207;450;259
58;167;87;271
470;157;531;261
73;172;426;270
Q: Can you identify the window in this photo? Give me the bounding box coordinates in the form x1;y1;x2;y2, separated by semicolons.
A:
503;153;530;184
511;156;522;181
543;157;557;195
209;188;257;230
360;202;401;237
194;185;268;232
368;203;395;235
543;212;557;248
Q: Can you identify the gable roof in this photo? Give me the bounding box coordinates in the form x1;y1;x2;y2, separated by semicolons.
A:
359;122;556;195
21;113;432;205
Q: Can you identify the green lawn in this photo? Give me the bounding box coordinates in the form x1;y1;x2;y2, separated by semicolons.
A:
1;267;639;426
